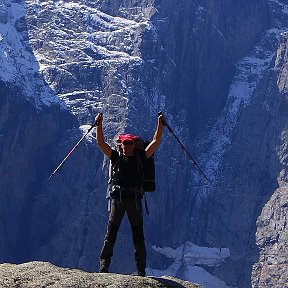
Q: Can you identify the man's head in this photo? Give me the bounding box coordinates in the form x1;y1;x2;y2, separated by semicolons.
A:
117;134;140;156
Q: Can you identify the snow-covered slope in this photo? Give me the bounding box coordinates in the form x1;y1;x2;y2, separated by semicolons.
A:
148;242;230;288
0;1;60;107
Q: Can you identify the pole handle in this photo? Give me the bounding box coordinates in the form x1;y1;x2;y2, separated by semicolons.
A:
158;111;166;126
92;112;103;127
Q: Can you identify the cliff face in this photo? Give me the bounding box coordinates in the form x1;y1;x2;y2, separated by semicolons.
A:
250;39;288;287
202;0;269;59
149;0;269;138
194;3;288;287
0;0;287;287
202;61;288;287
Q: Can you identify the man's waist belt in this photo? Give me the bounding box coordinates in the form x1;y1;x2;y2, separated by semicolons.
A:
112;185;143;192
111;185;143;199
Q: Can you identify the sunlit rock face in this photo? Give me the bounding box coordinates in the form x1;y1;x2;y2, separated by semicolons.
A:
0;0;287;287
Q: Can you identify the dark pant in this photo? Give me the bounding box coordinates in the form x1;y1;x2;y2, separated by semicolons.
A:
99;198;146;274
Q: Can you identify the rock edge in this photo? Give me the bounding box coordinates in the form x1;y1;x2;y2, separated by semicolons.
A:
0;261;202;288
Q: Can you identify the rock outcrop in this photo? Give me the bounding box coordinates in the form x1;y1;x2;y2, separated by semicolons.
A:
0;262;201;288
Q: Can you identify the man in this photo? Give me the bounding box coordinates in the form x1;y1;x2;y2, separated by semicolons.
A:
95;112;165;276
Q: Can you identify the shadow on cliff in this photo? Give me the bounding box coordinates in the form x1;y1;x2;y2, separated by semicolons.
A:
0;0;111;272
0;80;79;264
0;0;89;266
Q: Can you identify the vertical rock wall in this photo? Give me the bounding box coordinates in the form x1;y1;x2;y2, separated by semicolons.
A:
0;0;287;287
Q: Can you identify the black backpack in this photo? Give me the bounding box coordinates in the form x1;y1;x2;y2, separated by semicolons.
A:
108;137;156;192
136;139;156;192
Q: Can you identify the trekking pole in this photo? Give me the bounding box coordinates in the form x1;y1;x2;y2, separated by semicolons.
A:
48;114;102;179
159;111;209;182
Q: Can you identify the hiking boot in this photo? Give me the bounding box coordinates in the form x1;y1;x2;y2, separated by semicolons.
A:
99;266;108;273
137;268;146;277
134;242;146;277
99;259;109;273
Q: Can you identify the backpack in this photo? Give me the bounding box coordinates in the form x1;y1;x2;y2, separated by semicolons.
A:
108;135;156;192
135;138;156;192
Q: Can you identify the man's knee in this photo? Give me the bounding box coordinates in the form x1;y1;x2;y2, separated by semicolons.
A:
105;220;120;243
132;224;145;244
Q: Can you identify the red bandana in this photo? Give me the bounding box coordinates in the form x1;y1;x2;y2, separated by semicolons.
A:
117;134;140;143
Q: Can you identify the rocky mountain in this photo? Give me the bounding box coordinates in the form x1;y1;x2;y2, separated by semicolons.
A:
0;261;201;288
0;0;287;287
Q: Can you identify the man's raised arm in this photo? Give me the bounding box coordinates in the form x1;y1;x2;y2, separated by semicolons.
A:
95;113;112;158
145;114;165;158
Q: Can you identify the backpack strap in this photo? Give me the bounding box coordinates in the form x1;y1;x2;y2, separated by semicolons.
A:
144;193;149;215
135;149;145;185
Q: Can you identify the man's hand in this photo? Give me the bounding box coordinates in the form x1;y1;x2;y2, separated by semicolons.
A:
146;113;165;158
94;113;103;126
158;113;166;126
95;113;112;157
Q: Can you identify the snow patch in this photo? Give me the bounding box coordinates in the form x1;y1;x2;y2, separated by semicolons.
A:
79;124;95;143
147;241;230;288
0;1;62;108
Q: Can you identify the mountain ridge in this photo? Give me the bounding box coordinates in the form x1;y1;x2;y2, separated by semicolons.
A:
0;0;287;287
